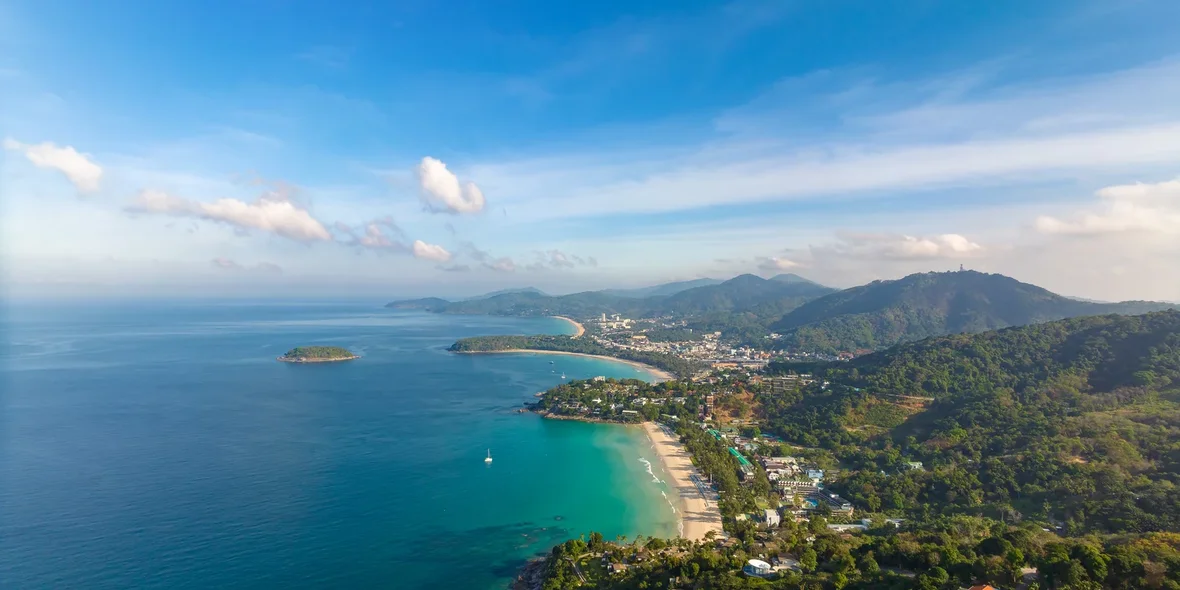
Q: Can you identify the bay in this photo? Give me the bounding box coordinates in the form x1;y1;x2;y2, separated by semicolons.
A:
0;301;679;589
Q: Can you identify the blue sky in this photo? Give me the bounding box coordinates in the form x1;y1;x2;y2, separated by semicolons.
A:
2;0;1179;300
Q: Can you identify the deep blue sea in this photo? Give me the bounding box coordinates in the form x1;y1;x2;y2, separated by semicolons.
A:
0;301;679;589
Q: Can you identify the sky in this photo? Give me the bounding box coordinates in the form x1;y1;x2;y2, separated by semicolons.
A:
2;0;1179;301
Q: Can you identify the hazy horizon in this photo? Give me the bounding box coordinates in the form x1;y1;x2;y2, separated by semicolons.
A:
3;1;1179;302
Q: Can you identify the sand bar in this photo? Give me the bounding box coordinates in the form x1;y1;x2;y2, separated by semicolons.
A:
458;349;673;382
642;422;724;541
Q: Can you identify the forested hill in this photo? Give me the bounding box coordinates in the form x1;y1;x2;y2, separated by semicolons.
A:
769;270;1175;352
764;310;1180;535
386;274;834;319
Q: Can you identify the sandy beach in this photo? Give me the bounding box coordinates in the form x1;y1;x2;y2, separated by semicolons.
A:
642;422;724;541
550;316;585;338
459;349;673;382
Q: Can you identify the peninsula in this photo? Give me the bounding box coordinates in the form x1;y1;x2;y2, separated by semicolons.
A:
448;334;698;380
277;346;359;363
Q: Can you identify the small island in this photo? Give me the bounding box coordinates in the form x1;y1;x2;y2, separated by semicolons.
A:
277;346;359;363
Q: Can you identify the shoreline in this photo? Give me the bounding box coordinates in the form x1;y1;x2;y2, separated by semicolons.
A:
455;349;673;382
641;422;724;541
550;316;585;338
276;355;359;363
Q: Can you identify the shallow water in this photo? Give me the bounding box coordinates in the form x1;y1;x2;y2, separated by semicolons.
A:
0;301;678;589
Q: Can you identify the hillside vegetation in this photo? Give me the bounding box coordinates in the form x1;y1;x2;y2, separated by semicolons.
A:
763;310;1180;535
770;271;1174;353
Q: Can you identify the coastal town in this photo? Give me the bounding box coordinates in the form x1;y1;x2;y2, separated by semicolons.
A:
582;313;851;371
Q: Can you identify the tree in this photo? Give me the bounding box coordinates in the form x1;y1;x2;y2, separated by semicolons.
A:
858;552;880;576
800;548;818;573
588;531;604;552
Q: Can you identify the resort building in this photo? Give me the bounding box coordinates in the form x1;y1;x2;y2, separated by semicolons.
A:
743;559;773;578
763;508;781;528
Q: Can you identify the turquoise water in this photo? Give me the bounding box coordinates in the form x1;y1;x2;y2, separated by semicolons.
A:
0;301;678;589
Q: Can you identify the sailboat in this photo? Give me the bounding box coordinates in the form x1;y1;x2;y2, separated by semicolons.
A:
484;449;493;464
560;372;566;379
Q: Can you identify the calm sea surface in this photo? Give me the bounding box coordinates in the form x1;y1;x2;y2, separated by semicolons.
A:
0;301;678;589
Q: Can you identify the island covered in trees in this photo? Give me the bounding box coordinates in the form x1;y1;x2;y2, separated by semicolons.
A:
277;346;359;363
449;334;706;379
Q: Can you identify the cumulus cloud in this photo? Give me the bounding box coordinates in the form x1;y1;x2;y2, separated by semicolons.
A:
4;138;104;193
334;217;408;251
488;257;516;272
820;232;983;260
210;258;283;274
132;189;332;242
417;157;486;214
756;256;801;271
411;240;452;262
1035;179;1180;236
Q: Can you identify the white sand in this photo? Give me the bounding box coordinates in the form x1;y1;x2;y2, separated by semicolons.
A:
459;349;674;382
551;316;585;338
642;422;724;540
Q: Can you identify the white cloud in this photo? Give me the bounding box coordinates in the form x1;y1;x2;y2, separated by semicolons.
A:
411;239;452;262
132;189;332;242
819;232;983;260
1036;178;1180;236
756;256;801;271
417;157;486;214
488;258;516;272
334;217;408;251
211;258;283;273
469;60;1180;223
4;138;103;193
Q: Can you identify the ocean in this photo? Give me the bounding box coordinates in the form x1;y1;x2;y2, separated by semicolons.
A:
0;301;679;589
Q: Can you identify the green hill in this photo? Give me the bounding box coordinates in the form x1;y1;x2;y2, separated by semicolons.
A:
770;270;1175;352
763;310;1180;534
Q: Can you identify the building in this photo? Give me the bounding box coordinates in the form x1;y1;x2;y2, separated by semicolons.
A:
806;469;824;482
906;461;924;471
828;523;868;533
763;508;781;528
743;559;773;578
814;489;854;515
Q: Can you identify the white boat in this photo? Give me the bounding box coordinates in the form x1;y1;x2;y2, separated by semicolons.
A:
484;449;493;463
560;372;566;379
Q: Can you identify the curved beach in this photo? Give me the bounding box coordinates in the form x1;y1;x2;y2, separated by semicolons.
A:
550;316;585;338
642;422;724;541
459;349;673;382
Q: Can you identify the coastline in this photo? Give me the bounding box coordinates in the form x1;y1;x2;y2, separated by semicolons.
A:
550;316;585;338
456;349;673;382
276;355;359;363
641;422;724;541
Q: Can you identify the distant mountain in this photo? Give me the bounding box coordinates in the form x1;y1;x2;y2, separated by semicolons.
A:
769;273;825;287
770;270;1177;352
462;287;547;301
384;273;834;322
657;274;834;316
385;296;450;312
600;278;723;298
